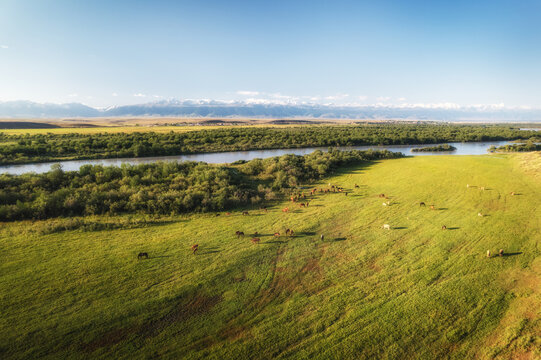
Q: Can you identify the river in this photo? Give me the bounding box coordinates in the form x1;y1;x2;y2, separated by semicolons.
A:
0;140;514;175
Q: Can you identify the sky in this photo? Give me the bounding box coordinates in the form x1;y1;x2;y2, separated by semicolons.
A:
0;0;540;108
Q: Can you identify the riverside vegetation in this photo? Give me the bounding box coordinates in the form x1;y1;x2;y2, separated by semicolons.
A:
0;124;537;165
0;149;401;221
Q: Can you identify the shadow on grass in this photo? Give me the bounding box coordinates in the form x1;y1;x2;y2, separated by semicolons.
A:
264;240;286;244
331;237;347;242
502;252;523;257
447;227;460;230
393;226;408;230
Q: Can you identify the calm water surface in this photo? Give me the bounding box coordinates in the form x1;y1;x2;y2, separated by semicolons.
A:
0;141;514;175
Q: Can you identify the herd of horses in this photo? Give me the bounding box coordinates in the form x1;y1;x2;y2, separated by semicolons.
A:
137;181;515;259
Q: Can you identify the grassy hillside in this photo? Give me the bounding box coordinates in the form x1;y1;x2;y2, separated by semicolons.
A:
0;154;539;359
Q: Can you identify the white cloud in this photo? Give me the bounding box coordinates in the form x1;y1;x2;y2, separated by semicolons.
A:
0;45;8;49
68;93;78;98
325;93;350;101
133;93;146;97
358;95;368;101
112;92;118;97
397;97;406;102
376;96;391;102
153;95;163;98
237;90;260;96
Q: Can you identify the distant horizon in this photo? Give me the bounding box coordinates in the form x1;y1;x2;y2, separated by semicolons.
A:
1;98;541;122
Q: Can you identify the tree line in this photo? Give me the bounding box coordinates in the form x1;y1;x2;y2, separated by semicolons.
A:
0;149;401;221
0;124;537;165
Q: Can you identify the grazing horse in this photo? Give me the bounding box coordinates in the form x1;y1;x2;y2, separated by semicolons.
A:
419;202;426;207
499;249;504;257
235;231;245;238
487;250;491;258
320;234;324;241
382;224;391;230
478;212;484;217
282;207;289;212
441;225;447;230
379;193;386;198
225;212;231;216
285;228;290;235
467;184;470;188
242;211;249;216
289;230;294;236
345;192;348;196
274;232;280;237
354;184;360;188
251;237;260;244
305;201;310;207
480;187;485;191
299;203;306;207
137;252;149;260
191;244;198;255
510;192;516;196
430;205;436;210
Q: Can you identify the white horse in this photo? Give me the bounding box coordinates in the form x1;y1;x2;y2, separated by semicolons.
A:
382;224;391;230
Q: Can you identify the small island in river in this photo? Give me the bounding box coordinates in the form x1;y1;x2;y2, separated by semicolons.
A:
411;144;457;152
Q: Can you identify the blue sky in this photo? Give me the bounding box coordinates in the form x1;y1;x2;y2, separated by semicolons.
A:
0;0;540;108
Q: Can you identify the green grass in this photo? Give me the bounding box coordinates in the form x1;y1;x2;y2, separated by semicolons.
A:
0;154;539;359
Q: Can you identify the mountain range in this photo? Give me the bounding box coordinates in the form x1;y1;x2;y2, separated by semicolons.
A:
0;100;540;122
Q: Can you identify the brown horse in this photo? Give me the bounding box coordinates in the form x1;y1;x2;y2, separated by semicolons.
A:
191;244;198;254
242;211;249;216
379;193;386;198
430;205;436;210
285;228;290;235
137;252;149;260
441;225;447;230
354;184;360;188
419;202;426;207
235;231;244;238
499;249;504;256
289;230;294;236
274;232;280;237
282;207;289;212
299;203;306;207
225;212;231;216
251;237;260;244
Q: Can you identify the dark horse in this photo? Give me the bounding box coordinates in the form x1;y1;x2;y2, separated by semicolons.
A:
137;252;149;260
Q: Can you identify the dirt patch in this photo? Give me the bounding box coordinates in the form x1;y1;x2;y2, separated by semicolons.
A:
81;326;137;353
81;294;222;352
140;295;222;339
218;325;250;342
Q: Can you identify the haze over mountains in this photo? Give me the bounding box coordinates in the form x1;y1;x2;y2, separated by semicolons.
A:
0;100;540;122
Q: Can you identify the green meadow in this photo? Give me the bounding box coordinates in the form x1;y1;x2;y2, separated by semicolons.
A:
0;153;539;359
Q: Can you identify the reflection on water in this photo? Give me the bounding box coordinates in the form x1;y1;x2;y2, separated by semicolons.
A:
0;141;513;175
